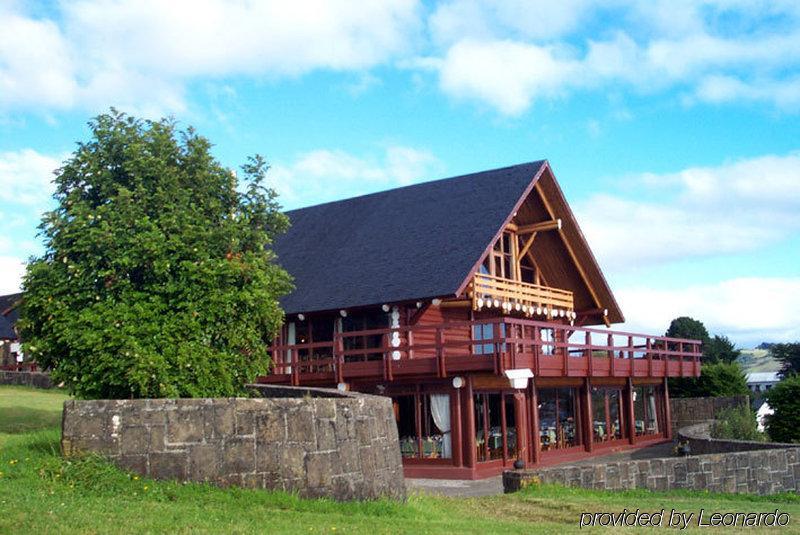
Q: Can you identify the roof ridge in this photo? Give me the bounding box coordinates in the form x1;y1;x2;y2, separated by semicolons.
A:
284;160;546;214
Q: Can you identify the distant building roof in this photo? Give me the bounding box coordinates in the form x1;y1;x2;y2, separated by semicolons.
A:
746;371;780;384
0;292;21;329
0;314;16;340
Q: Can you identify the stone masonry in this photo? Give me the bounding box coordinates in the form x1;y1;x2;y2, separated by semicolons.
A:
669;395;748;435
0;370;54;389
61;385;406;501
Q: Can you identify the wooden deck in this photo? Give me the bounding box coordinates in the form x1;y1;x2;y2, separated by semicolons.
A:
258;317;701;386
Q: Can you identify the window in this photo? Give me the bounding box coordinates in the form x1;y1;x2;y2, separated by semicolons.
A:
633;385;660;436
394;393;452;459
472;323;505;355
538;388;580;451
342;310;388;362
474;392;518;463
592;386;626;443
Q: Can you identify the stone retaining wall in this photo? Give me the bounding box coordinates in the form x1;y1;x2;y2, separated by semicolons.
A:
504;447;800;495
0;370;54;389
669;395;748;435
678;421;799;455
61;385;405;501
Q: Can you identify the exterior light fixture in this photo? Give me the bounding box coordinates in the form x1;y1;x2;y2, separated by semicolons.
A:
297;314;305;321
339;309;348;317
504;368;534;389
493;299;500;308
452;376;465;389
381;304;390;312
432;298;442;306
477;298;484;308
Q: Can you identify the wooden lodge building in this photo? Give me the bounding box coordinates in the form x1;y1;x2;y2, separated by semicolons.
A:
258;161;702;479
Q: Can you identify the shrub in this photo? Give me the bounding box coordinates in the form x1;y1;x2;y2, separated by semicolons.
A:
19;111;293;399
764;376;800;443
669;362;750;398
711;405;764;442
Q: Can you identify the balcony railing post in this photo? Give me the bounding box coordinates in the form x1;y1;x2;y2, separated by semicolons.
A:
585;330;592;377
608;333;615;377
646;338;653;377
561;328;569;376
627;336;633;361
436;327;446;378
291;348;299;386
693;343;700;377
533;326;541;376
334;333;344;384
382;333;392;382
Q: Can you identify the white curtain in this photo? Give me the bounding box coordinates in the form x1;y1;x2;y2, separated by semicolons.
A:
648;392;658;432
429;394;452;458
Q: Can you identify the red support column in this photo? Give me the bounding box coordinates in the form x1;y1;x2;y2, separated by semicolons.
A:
663;377;672;439
530;381;541;465
464;379;477;468
452;388;463;467
583;378;594;453
514;391;528;467
626;378;636;445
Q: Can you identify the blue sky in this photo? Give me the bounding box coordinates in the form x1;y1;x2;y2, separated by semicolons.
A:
1;0;799;346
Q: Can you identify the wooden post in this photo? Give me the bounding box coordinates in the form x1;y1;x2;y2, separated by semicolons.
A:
533;326;541;376
492;322;501;375
583;378;594;452
514;392;528;467
626;378;636;445
608;333;615;376
646;338;653;377
452;388;463;467
465;379;476;468
627;336;633;361
585;330;592;376
693;343;700;377
334;333;344;384
562;329;569;375
663;377;672;439
291;348;299;386
530;381;541;465
436;327;446;378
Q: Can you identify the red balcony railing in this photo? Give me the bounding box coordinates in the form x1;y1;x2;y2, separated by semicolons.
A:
260;317;702;386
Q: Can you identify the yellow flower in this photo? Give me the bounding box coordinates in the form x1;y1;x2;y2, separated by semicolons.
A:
133;476;139;481
143;485;149;491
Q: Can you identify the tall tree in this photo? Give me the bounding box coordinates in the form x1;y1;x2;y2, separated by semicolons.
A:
770;343;800;378
669;362;749;398
704;335;741;364
20;111;293;399
665;316;710;347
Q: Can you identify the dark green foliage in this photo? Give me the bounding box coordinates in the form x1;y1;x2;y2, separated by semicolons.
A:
711;405;764;442
669;362;749;398
19;111;293;399
704;335;741;364
769;343;800;378
765;375;800;443
665;316;710;346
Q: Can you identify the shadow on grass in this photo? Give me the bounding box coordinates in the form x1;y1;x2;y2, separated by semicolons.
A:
0;406;62;435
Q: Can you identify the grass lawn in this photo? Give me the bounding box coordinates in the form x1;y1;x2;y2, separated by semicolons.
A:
1;386;799;534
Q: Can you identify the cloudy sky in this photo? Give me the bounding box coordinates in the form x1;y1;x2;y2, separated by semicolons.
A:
1;0;799;346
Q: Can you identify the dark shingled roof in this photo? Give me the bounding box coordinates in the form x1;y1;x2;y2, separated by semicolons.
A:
273;161;545;315
0;292;21;330
0;314;15;340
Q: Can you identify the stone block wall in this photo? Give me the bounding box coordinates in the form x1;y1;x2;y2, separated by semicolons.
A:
0;370;54;389
669;395;748;434
504;447;800;495
61;385;405;501
678;421;799;455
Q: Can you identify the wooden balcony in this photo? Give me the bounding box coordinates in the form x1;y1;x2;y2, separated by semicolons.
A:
258;317;702;386
469;273;574;315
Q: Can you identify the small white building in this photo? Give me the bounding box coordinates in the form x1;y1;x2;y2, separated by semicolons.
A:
755;401;774;432
746;371;780;394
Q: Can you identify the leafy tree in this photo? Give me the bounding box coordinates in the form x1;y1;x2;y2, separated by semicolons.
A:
770;343;800;378
20;111;293;399
665;316;710;347
704;335;741;364
669;362;749;398
764;375;800;443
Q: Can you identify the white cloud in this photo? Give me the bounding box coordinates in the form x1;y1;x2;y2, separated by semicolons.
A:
267;146;443;208
575;152;800;271
0;149;61;207
618;277;800;346
0;0;422;114
424;2;800;115
0;256;25;294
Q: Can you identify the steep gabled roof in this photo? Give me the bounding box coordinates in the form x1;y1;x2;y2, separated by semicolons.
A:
272;160;624;325
274;162;546;315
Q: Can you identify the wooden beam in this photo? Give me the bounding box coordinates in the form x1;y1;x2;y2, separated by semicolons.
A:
518;231;537;259
534;183;608;326
517;219;561;235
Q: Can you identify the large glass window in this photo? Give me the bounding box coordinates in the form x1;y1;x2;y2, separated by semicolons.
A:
633;385;660;436
394;393;452;459
474;392;517;462
592;386;626;443
342;311;388;362
538;388;579;451
472;323;506;355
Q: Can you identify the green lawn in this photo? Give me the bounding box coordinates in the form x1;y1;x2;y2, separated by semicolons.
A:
1;386;798;534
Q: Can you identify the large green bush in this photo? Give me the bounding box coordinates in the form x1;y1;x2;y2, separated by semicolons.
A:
669;362;749;398
764;376;800;443
20;111;293;399
711;405;764;442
